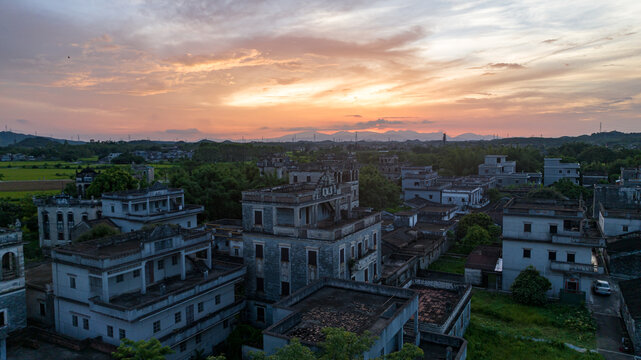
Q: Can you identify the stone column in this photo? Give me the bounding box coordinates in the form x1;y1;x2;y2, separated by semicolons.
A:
414;310;420;345
180;250;186;280
101;272;109;303
140;261;147;295
206;246;212;269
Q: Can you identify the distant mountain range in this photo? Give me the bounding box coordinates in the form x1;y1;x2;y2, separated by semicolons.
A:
0;131;84;147
262;130;497;142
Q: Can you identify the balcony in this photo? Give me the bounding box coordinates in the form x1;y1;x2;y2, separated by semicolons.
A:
552;235;605;248
355;250;377;271
550;261;604;275
272;213;380;241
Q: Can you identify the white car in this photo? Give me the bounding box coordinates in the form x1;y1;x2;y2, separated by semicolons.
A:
592;280;612;296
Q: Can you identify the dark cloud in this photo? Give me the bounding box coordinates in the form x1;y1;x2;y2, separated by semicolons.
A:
542;38;558;44
345;114;362;118
352;118;404;129
164;128;202;135
487;63;525;69
15;119;30;124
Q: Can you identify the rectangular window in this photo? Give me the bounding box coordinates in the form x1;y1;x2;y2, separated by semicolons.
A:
373;233;377;248
307;250;317;266
153;320;161;333
567;253;575;263
306;175;311;182
223;319;229;328
83;318;89;330
523;249;531;258
197;302;204;313
116;274;124;283
256;277;264;292
119;329;126;339
158;259;164;270
254;211;262;226
549;225;558;234
623;225;629;232
107;325;114;338
351;246;355;258
195;334;202;344
374;263;377;277
280;247;289;262
39;303;46;316
72;315;78;327
69;276;76;289
548;251;557;261
172;254;178;266
524;223;532;232
215;294;221;305
133;269;140;278
180;343;187;352
293;175;298;183
234;247;239;256
255;244;264;259
357;243;362;258
340;248;345;264
175;312;181;323
58;232;64;241
256;306;265;322
281;281;290;296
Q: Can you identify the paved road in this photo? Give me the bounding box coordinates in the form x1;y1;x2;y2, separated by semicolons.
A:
588;279;637;360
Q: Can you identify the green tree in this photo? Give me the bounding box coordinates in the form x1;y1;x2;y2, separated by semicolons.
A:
112;338;173;360
455;213;496;240
510;266;552;306
251;338;316;360
526;187;567;200
358;165;400;210
76;223;120;242
86;167;138;198
383;343;423;360
551;178;592;200
456;225;494;254
319;328;375;360
63;182;78;197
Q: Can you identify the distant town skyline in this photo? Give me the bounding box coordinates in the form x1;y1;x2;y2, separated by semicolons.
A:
1;0;640;141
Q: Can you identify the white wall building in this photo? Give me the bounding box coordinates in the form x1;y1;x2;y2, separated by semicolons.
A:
101;184;203;233
544;158;580;186
501;199;605;298
51;225;245;359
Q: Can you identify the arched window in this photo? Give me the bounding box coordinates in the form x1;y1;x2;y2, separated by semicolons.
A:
1;252;17;280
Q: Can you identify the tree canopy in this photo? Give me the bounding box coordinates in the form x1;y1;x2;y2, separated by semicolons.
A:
86;167;139;198
112;338;173;360
358;165;400;210
510;266;552;306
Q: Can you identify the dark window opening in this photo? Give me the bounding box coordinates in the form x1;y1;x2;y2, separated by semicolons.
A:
567;253;575;263
524;223;532;232
254;211;262;226
281;281;290;296
280;247;289;262
548;251;556;261
255;244;264;259
256;277;264;292
307;250;317;266
523;249;531;258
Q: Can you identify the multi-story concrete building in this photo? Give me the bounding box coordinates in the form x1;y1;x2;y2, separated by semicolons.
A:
0;225;27;360
544;158;580;186
501;199;606;299
379;155;402;180
593;184;641;236
241;173;381;325
35;194;102;251
206;220;244;258
478;155;541;187
401;166;438;191
620;166;641;185
51;225;245;359
75;168;99;198
101;184;203;232
131;164;155;185
289;161;360;209
261;278;420;358
257;155;291;180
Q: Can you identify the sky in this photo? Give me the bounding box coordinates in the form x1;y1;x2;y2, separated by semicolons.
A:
1;0;640;141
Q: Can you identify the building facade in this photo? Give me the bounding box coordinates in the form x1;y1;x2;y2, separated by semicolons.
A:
35;195;102;251
241;173;381;325
478;155;541;187
101;184;203;232
75;168;99;198
51;225;245;360
0;226;27;360
501;199;606;298
544;158;580;186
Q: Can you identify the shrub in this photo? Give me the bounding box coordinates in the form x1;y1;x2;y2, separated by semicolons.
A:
510;266;551;306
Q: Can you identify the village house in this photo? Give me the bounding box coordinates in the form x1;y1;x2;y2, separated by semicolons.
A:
0;225;27;360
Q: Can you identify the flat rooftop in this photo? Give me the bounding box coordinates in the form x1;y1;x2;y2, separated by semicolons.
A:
25;262;53;290
283;286;403;343
411;285;464;325
504;198;583;213
54;225;209;259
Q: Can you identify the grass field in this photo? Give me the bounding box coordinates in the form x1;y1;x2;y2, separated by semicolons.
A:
0;190;62;200
428;253;466;274
0;168;76;181
466;291;599;358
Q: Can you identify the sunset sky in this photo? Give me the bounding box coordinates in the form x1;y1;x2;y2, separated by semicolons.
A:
1;0;640;141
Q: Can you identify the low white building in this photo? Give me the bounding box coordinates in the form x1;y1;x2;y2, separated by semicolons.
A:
544;158;580;186
598;205;641;237
501;199;605;299
51;225;246;359
101;184;203;232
